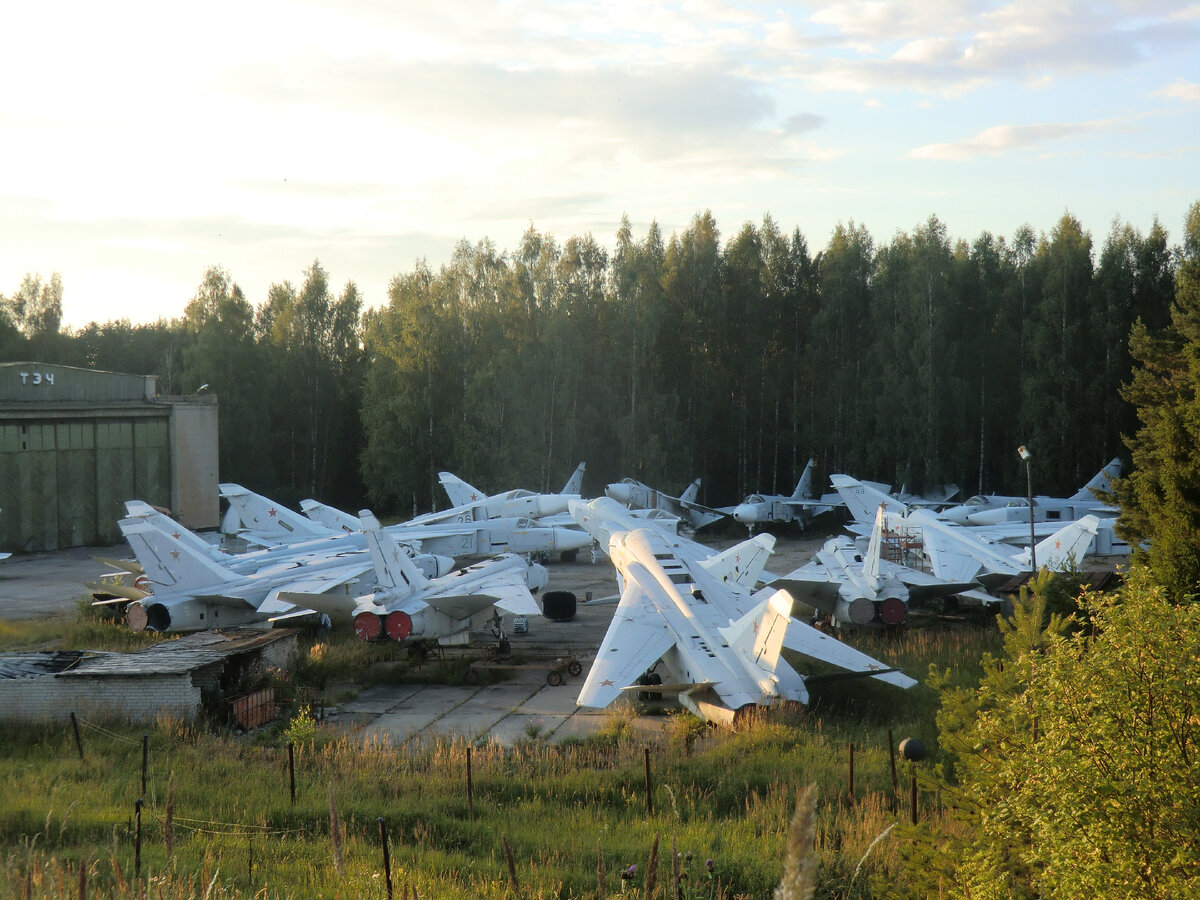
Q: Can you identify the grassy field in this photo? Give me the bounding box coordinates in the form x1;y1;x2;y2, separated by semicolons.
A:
0;608;1002;899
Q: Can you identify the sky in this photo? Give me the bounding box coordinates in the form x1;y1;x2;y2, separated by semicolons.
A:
2;0;1198;329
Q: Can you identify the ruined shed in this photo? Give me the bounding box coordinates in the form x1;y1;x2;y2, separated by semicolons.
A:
0;629;298;724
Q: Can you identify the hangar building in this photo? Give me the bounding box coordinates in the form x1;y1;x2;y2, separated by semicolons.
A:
0;362;218;552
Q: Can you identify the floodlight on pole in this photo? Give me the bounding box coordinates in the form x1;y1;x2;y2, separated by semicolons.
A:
1017;446;1036;571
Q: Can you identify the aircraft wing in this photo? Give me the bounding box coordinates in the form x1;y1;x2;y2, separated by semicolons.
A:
880;562;981;601
260;563;373;617
764;570;843;616
577;579;677;709
781;614;917;689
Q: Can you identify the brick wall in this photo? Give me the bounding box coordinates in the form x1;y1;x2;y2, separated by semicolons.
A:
0;674;202;724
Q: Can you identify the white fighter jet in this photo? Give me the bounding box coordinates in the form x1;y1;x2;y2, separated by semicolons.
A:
220;484;591;559
277;511;545;650
604;477;727;531
768;507;983;628
87;501;455;606
731;459;838;531
111;515;377;632
439;462;586;509
569;497;917;725
906;508;1101;589
936;457;1121;526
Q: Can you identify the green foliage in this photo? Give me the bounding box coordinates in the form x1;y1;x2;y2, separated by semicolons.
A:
899;567;1200;898
283;705;317;746
5;202;1199;518
0;621;1008;899
1117;200;1200;598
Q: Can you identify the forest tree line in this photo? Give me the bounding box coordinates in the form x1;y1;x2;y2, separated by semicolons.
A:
2;204;1194;519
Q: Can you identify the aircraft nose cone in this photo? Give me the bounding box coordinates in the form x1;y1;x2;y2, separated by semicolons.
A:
556;527;593;551
605;483;632;505
732;504;755;523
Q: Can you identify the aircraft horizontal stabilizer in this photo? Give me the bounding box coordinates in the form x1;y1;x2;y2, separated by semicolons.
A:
93;556;142;575
276;591;371;622
782;620;917;690
87;582;150;603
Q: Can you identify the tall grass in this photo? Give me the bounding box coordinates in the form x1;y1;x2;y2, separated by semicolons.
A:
0;610;999;897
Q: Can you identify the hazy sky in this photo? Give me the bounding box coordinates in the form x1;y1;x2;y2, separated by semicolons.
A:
3;0;1197;328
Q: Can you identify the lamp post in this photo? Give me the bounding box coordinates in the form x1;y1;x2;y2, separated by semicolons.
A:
1017;445;1036;571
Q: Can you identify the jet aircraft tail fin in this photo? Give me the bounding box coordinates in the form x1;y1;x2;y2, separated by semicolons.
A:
698;533;776;589
830;475;907;524
439;472;486;508
359;510;428;598
863;505;885;592
679;478;702;505
119;517;237;591
1070;458;1122;502
561;461;587;496
790;458;816;501
124;501;223;560
300;499;361;533
1019;515;1100;571
219;483;330;539
721;589;793;677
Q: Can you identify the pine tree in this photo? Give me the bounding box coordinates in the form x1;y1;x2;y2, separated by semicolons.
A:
1116;201;1200;599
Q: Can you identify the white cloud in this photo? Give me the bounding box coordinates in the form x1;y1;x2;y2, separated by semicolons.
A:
1157;78;1200;101
907;118;1133;160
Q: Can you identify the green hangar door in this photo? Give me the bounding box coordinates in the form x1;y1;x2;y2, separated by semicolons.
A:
1;362;217;553
0;418;171;551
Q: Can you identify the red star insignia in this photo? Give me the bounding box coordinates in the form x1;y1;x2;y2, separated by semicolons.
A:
600;679;615;686
1055;539;1062;550
470;493;478;501
753;621;760;634
171;532;181;540
268;507;278;517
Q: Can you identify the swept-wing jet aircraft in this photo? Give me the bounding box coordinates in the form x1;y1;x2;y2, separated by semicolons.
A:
220;484;590;559
936;458;1121;525
440;462;586;510
110;516;376;632
277;511;544;649
906;508;1100;588
831;474;961;524
731;458;838;531
97;501;453;588
604;477;727;531
769;507;983;627
569;497;917;724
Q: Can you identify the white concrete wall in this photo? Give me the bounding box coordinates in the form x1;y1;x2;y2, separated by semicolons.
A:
169;399;220;530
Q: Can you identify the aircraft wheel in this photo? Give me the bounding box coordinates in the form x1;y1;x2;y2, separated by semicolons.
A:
567;659;582;677
547;669;564;686
498;639;512;656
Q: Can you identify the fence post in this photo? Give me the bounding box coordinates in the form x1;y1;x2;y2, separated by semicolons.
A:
70;712;84;761
134;798;144;880
644;747;654;817
887;728;898;792
141;735;148;797
378;818;393;900
288;742;296;805
466;746;474;811
848;742;855;801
